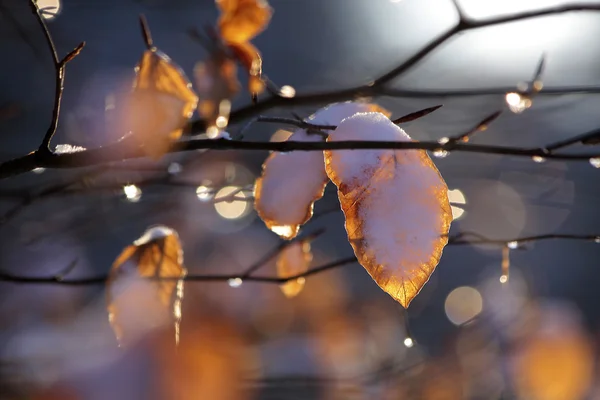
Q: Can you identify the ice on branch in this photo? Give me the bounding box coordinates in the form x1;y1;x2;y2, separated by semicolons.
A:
254;102;390;239
324;112;452;308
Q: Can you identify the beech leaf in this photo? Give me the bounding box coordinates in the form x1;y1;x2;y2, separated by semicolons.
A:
106;225;186;346
254;102;390;239
277;240;313;298
217;0;273;45
324;112;452;308
124;50;198;159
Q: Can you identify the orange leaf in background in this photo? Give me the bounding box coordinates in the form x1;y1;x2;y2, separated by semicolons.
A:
217;0;272;44
123;50;198;159
277;241;312;298
194;51;240;134
106;226;186;346
325;112;451;308
154;317;256;400
254;102;390;240
215;0;272;96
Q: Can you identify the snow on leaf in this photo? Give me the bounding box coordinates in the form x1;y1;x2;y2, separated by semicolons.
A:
123;50;198;159
254;102;390;239
277;240;313;298
106;225;186;346
324;112;452;308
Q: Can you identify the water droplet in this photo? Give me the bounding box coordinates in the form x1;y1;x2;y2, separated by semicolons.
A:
279;85;296;98
507;241;519;249
123;184;142;202
438;137;450;145
403;337;414;348
499;274;508;283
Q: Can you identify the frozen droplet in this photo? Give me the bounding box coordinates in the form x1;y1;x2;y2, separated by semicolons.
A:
403;337;414;348
438;137;450;145
589;157;600;168
507;241;519;249
499;274;508;283
433;149;448;158
32;167;46;174
196;185;214;202
279;85;296;98
228;277;243;288
123;184;142;202
168;162;182;175
532;155;545;163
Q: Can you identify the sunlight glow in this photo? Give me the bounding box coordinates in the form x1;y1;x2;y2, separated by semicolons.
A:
445;286;483;326
505;92;532;114
270;225;295;238
228;277;243;288
214;186;250;220
196;185;214;202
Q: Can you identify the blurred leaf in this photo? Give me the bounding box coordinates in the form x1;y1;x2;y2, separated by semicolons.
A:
514;325;594;400
325;113;451;308
123;50;198;159
106;226;186;346
215;0;272;96
217;0;273;44
277;240;312;298
194;51;240;131
154;317;256;400
254;102;389;239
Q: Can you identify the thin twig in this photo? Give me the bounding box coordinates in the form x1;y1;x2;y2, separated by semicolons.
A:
1;232;598;286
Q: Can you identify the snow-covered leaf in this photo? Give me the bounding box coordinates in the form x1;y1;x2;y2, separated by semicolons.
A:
277;241;312;298
106;225;186;346
254;102;390;239
324;112;452;308
54;144;86;154
123;50;198;159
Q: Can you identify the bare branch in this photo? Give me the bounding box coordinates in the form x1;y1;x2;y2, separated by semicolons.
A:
1;232;598;286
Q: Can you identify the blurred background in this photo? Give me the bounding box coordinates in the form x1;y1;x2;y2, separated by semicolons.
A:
1;0;600;398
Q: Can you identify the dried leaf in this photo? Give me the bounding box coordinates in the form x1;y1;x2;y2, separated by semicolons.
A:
254;102;390;239
324;112;452;308
217;0;273;44
106;225;186;346
228;41;265;96
124;50;198;158
194;51;240;131
277;241;312;298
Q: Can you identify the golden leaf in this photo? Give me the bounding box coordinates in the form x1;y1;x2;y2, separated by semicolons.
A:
106;225;186;346
217;0;273;44
254;102;390;240
228;41;265;96
124;50;198;159
277;241;312;298
324;112;451;308
194;51;240;131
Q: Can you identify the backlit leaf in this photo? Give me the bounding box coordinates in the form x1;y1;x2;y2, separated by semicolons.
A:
277;241;312;298
194;51;240;132
324;112;451;308
254;102;390;239
217;0;273;44
106;225;186;346
124;50;198;159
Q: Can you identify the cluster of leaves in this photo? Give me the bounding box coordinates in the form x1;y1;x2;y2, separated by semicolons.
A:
105;0;452;346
